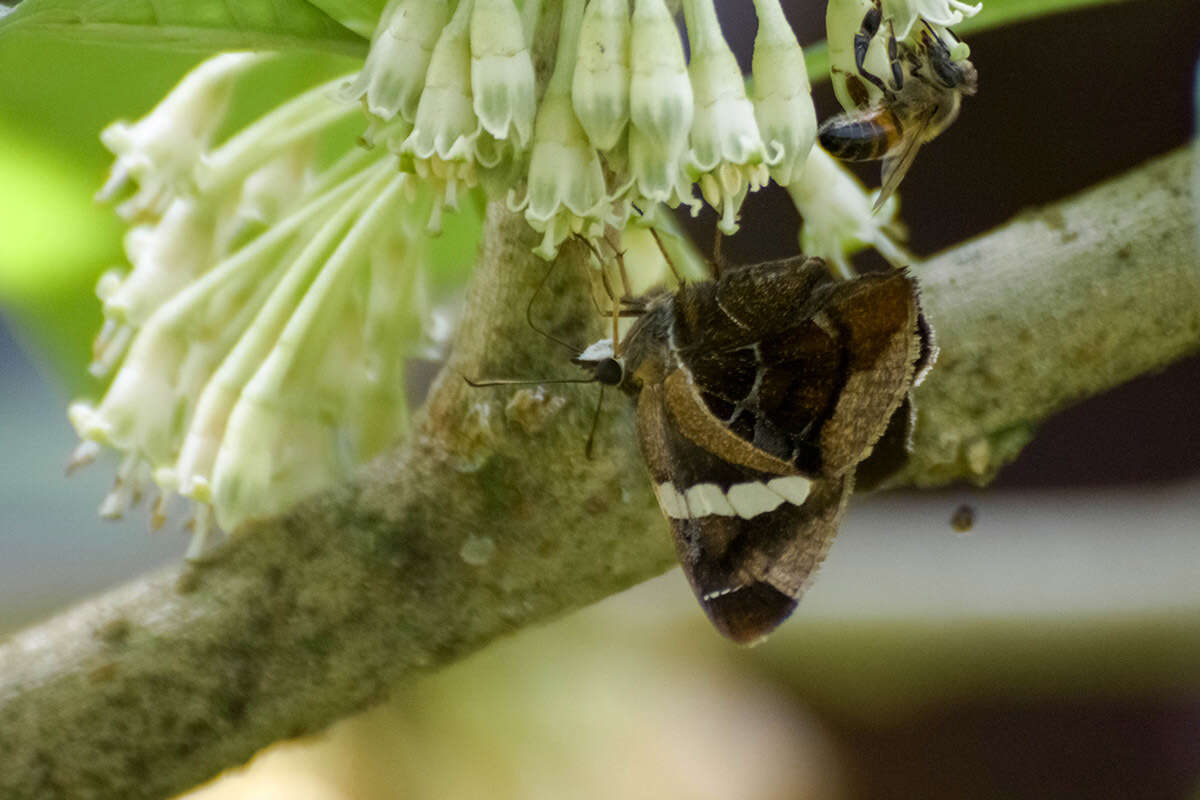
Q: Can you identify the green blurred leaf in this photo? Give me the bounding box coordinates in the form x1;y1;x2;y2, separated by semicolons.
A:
304;0;386;38
0;35;364;390
0;0;368;56
0;121;117;389
0;126;117;297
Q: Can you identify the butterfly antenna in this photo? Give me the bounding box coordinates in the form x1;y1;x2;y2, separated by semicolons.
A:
526;256;582;354
462;373;599;388
584;384;606;460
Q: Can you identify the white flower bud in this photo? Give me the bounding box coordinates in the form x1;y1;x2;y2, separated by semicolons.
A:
69;327;190;468
338;0;451;123
785;146;910;279
98;53;264;219
751;0;817;186
683;0;770;234
571;0;631;152
827;0;888;112
509;0;611;259
471;0;536;148
625;0;697;212
105;197;217;328
401;0;481;228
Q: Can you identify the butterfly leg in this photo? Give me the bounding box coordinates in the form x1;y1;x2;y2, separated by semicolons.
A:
584;385;606;460
711;226;725;279
648;225;687;286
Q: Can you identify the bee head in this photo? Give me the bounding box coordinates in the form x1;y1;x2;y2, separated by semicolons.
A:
955;59;978;96
923;29;977;94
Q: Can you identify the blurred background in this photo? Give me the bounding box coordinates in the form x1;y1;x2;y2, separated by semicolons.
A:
1;1;1199;798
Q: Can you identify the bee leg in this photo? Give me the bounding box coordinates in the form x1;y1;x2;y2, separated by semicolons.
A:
853;1;889;95
887;21;904;90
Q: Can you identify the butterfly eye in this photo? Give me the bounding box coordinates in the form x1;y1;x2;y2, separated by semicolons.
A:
595;358;623;386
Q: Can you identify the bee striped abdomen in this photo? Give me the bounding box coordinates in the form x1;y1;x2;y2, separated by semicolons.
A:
818;110;902;161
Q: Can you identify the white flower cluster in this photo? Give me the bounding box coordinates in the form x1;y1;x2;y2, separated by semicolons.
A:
344;0;819;257
72;55;434;555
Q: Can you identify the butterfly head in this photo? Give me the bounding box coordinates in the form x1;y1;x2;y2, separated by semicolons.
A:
572;338;626;387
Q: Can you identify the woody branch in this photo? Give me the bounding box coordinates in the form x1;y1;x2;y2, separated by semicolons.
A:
0;145;1198;800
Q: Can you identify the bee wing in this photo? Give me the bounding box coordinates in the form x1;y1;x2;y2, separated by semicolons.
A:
872;106;937;213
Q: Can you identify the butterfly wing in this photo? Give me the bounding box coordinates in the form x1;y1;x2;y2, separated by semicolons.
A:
673;263;925;479
629;260;934;643
635;374;852;645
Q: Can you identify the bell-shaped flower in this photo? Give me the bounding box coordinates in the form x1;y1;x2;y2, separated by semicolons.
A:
882;0;982;40
682;0;771;234
509;0;611;260
751;0;817;186
571;0;631;152
827;0;886;111
624;0;697;213
623;0;697;214
74;192;306;474
400;0;481;230
470;0;536;150
98;53;264;220
338;0;450;123
69;325;192;472
100;197;217;347
785;146;911;279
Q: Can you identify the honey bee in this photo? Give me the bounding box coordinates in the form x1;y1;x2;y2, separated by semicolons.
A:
819;4;977;212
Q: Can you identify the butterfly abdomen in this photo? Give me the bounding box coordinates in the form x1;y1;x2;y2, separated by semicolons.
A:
818;109;903;162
